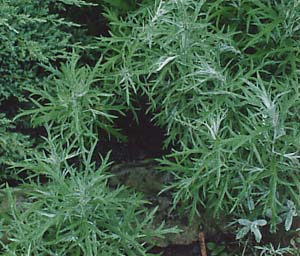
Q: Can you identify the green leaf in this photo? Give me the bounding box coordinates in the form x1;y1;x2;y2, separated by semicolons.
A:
236;226;250;240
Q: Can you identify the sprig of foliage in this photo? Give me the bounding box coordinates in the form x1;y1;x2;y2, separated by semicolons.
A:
282;201;299;232
255;244;295;256
236;218;267;243
15;53;125;149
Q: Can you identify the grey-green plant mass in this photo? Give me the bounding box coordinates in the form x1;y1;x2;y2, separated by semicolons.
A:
15;53;126;149
1;135;177;255
1;0;300;254
99;0;300;241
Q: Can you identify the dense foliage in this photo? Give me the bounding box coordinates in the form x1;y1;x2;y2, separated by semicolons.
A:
0;1;175;255
1;135;174;255
1;0;300;255
0;0;79;101
99;0;300;252
0;114;32;181
101;0;300;215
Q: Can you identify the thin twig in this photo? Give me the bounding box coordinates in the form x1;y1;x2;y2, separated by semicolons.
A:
199;231;207;256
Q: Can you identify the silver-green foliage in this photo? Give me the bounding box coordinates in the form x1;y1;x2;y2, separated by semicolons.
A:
236;219;267;243
16;54;125;148
1;135;175;255
99;0;300;231
255;243;296;256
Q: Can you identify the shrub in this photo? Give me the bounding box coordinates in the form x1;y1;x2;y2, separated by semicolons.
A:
0;134;176;255
99;0;300;233
2;0;300;254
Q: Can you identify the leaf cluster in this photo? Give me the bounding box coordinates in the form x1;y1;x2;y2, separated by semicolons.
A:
16;54;125;149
